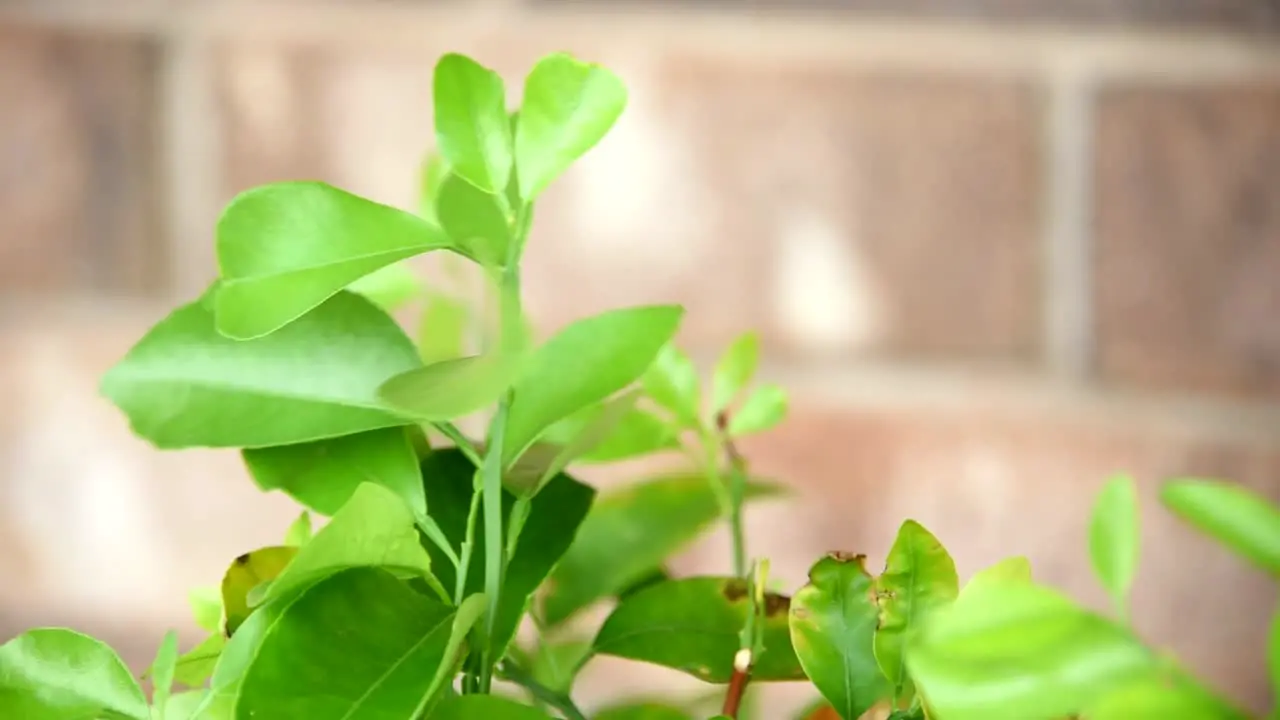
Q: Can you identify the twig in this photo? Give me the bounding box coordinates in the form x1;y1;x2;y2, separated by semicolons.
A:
721;649;752;718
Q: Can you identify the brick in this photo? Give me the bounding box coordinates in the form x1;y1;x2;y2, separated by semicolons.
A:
1095;83;1280;401
0;24;162;296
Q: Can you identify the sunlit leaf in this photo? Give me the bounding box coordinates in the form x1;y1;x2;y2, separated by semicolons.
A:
173;633;224;689
433;53;513;195
149;630;181;717
1084;672;1249;720
1089;475;1140;619
417;293;470;364
728;385;787;437
437;172;511;267
188;587;222;634
345;261;421;312
642;343;700;426
1160;478;1280;577
712;331;760;416
0;628;148;720
283;511;312;548
164;691;207;720
961;557;1032;597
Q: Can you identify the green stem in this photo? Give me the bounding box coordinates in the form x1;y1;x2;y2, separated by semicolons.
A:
454;477;482;605
497;660;588;720
478;398;508;694
432;421;482;466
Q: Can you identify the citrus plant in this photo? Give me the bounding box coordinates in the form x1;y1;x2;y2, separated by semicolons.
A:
2;51;1277;720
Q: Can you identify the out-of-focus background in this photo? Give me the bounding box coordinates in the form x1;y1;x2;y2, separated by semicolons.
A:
1;0;1278;715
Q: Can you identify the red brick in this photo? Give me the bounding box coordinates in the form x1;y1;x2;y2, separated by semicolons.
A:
1095;83;1280;401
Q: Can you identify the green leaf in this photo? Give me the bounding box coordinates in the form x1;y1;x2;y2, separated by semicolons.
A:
254;483;437;607
594;576;804;683
427;593;488;702
905;580;1155;720
712;331;760;416
173;634;224;689
378;353;521;422
236;568;456;719
101;290;421;449
244;426;428;518
593;702;692;720
345;261;421;312
728;384;787;437
149;630;180;718
283;511;312;547
188;587;222;634
1089;474;1140;619
418;151;451;224
165;691;207;720
541;396;678;466
215;182;455;339
961;557;1032;596
220;546;298;636
0;628;149;720
510;389;645;495
789;554;887;719
433;53;513;195
437;172;511;267
504;305;684;467
430;694;553;719
418;448;594;657
544;474;785;626
1160;478;1280;577
528;639;592;695
418;293;469;364
1085;672;1250;720
874;521;960;703
515;52;627;200
1270;605;1280;701
642;343;700;426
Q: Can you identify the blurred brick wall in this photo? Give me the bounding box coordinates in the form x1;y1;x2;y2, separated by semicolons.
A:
1;0;1278;715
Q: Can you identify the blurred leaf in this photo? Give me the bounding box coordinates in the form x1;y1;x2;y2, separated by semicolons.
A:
245;427;426;520
0;628;148;720
510;390;643;495
961;557;1032;597
618;567;671;601
528;639;592;695
256;483;437;607
642;343;700;426
1160;478;1280;577
789;554;887;719
379;354;522;423
1089;475;1141;619
149;630;180;718
728;385;787;437
237;568;456;719
417;293;470;364
164;691;207;720
433;53;513;195
427;593;488;703
593;702;692;720
515;52;627;200
594;576;804;683
503;306;684;471
875;521;960;703
173;634;224;688
905;580;1155;720
712;331;760;416
418;448;594;658
346;261;421;312
215;182;455;339
1270;605;1280;702
220;545;298;636
437;172;511;267
187;587;222;634
283;511;312;547
101;290;420;449
430;694;553;719
544;473;785;626
1085;672;1249;720
417;151;450;224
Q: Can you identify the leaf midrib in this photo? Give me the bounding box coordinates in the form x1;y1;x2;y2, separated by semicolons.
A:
335;614;453;720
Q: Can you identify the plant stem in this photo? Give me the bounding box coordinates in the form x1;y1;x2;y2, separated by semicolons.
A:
721;424;750;580
432;421;483;466
478;397;508;693
454;478;482;605
497;660;588;720
721;649;752;719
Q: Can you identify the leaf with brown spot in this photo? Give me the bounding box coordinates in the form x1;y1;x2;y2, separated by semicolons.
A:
220;545;297;636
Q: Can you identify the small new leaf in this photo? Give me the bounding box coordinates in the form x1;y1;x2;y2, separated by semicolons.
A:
712;331;760;415
728;384;787;437
1088;475;1140;620
1160;478;1280;577
433;53;513;194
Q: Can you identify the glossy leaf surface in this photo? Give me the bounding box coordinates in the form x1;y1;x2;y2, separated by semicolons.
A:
0;628;148;720
1160;478;1280;577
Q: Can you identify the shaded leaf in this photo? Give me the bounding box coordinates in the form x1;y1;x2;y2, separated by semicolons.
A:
237;568;456;719
504;305;684;468
426;593;488;704
728;385;787;437
433;53;513;194
437;172;511;267
101;290;420;449
594;576;804;683
283;511;312;548
379;354;521;422
875;521;960;703
905;580;1155;720
430;694;553;719
417;293;470;364
528;639;592;695
544;474;785;626
712;331;760;416
1089;475;1140;619
642;343;700;426
149;630;180;718
244;427;427;519
1160;478;1280;577
789;554;887;719
173;634;225;689
594;702;693;720
220;546;298;636
0;628;148;720
188;587;222;634
515;52;627;200
346;261;421;312
509;389;644;495
215;182;454;339
418;448;594;657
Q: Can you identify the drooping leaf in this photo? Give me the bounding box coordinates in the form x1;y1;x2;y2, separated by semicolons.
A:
236;568;456;719
642;343;700;427
188;587;223;634
712;331;760;416
429;694;553;719
220;546;298;636
874;521;960;703
593;702;693;720
515;52;627;200
503;305;684;467
1089;475;1141;619
437;172;511;267
101;290;421;449
215;182;455;339
418;448;594;657
283;511;312;548
1084;672;1250;720
433;53;513;195
728;384;787;437
1160;478;1280;577
378;353;521;422
255;482;437;607
961;557;1032;597
345;261;422;312
594;576;804;683
789;554;887;719
149;630;181;717
0;628;149;720
173;634;225;689
905;580;1156;720
544;474;785;626
417;293;470;364
244;426;427;518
